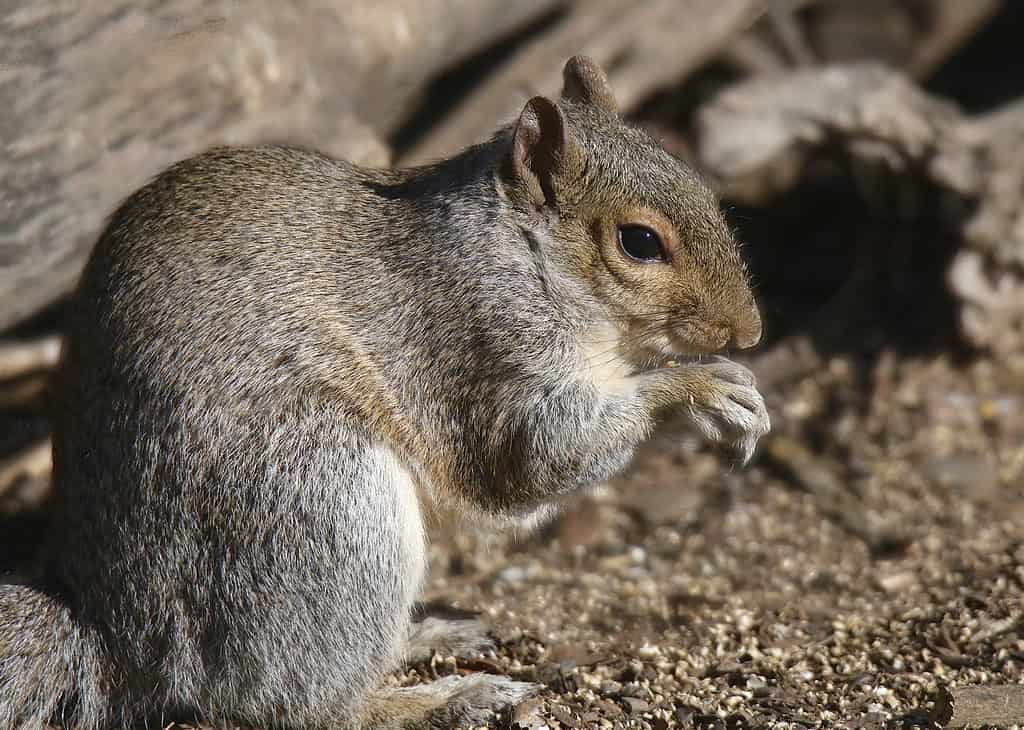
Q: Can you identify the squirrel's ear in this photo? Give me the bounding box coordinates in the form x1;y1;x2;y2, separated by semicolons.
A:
561;55;617;114
512;95;568;211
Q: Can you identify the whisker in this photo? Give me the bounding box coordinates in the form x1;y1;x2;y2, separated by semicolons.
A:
579;318;684;371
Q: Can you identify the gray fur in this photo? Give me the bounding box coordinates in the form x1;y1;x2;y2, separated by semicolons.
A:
0;57;767;728
405;616;495;665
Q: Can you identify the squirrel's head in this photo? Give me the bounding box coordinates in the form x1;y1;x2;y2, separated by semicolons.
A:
501;56;761;363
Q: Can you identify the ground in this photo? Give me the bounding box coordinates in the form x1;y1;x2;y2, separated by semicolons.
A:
4;328;1023;730
391;352;1024;729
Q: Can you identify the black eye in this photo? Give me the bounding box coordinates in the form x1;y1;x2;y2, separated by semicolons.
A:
618;225;665;262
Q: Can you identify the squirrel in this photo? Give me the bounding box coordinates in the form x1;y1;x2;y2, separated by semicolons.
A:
0;56;768;729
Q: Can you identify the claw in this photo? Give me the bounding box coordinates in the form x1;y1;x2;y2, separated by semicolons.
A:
682;360;770;462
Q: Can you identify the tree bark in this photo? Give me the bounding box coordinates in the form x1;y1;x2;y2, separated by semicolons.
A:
0;0;563;332
402;0;766;163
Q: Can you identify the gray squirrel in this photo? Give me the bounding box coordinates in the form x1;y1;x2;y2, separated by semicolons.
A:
0;56;768;729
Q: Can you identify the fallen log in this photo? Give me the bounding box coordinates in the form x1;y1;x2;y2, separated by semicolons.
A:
401;0;766;163
0;0;563;332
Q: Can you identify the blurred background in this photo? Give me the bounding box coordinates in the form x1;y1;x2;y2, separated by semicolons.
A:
2;1;1024;727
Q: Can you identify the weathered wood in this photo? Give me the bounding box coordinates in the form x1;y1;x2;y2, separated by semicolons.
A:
0;0;563;332
905;0;1002;78
0;336;61;381
0;438;50;501
719;0;999;80
795;0;1001;76
402;0;766;163
696;63;965;199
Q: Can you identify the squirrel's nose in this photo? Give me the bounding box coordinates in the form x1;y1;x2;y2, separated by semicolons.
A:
730;306;763;350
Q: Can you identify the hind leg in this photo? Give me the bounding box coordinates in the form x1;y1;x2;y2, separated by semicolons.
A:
366;605;535;728
360;674;537;729
168;436;434;730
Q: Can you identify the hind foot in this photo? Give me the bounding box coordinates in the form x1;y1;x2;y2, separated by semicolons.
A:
362;673;538;729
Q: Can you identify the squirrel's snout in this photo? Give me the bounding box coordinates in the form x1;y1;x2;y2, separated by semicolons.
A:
680;309;762;352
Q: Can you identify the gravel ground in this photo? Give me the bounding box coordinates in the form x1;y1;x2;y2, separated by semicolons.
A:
391;351;1024;729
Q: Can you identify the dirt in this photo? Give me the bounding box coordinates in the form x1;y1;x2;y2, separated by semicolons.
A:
393;352;1024;729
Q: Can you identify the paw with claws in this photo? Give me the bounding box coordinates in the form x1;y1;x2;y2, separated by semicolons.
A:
644;356;770;463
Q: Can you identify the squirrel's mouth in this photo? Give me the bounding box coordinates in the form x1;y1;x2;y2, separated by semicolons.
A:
657;353;722;374
633;346;705;372
622;324;725;371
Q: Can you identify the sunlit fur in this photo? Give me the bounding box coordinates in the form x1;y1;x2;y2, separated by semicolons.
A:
0;56;768;729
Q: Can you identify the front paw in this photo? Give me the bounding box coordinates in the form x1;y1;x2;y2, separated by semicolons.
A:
680;358;770;464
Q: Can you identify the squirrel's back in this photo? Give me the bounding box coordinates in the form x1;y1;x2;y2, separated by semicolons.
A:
66;144;565;410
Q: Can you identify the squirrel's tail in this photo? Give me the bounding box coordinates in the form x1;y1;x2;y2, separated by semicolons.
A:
0;582;109;730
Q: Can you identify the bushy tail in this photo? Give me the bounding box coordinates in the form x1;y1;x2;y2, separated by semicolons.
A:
0;583;108;730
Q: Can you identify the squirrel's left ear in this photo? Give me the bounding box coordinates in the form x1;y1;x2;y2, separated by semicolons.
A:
512;96;569;211
561;55;617;114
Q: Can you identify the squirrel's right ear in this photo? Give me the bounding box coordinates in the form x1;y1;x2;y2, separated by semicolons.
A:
511;96;569;211
561;55;617;114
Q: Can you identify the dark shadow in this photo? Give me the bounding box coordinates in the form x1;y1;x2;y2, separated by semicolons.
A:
388;6;568;159
723;148;968;364
0;507;51;574
925;2;1024;113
